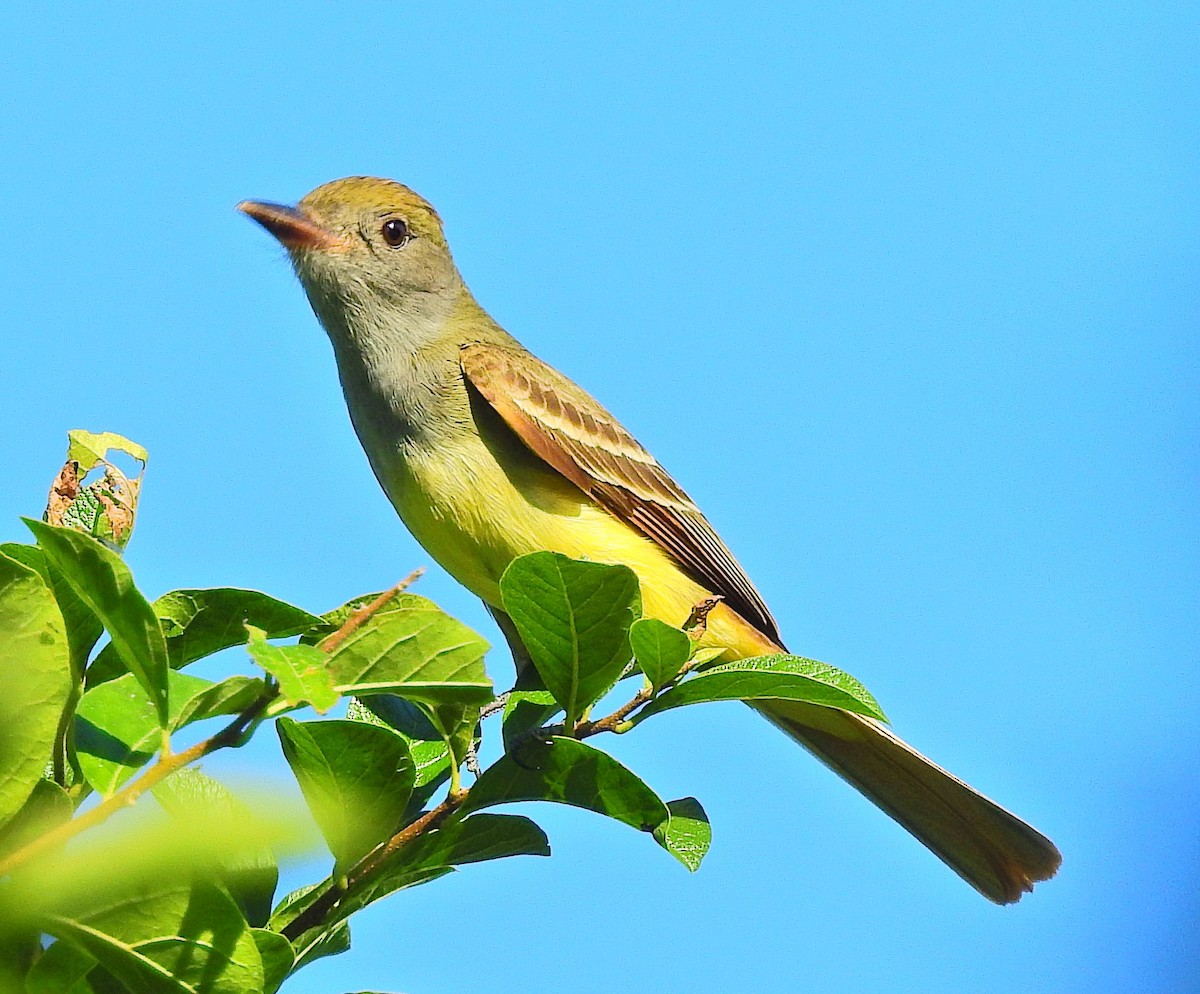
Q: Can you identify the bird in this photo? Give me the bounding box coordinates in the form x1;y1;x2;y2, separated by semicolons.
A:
238;176;1061;903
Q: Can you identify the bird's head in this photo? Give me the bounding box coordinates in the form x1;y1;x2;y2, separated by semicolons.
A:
238;177;462;328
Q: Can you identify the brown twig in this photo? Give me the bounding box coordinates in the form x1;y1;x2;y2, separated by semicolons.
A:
574;688;653;737
279;790;466;942
0;691;275;879
319;568;425;655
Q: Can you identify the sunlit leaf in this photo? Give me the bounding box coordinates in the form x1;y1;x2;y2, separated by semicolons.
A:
323;593;492;707
25;520;169;725
499;553;641;727
631;654;886;723
277;718;415;872
0;550;72;829
246;626;338;714
652;797;711;872
629;618;692;691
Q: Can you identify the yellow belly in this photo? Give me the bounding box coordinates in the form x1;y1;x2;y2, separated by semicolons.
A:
382;431;774;660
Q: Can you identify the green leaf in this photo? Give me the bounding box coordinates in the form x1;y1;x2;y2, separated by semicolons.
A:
461;736;668;834
75;670;242;795
40;881;263;994
499;552;641;726
653;797;712;872
65;430;148;469
323;593;493;707
0;779;73;856
630;653;887;724
251;929;294;994
155;769;279;928
1;543;102;678
246;626;339;714
25;520;169;725
0;550;72;829
89;587;320;685
501;690;560;753
276;718;415;872
348;697;451;820
347;697;451;789
629;618;692;690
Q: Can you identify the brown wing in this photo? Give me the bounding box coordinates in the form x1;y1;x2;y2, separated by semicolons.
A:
461;342;783;646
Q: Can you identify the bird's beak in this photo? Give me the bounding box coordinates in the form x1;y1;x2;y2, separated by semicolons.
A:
236;200;344;251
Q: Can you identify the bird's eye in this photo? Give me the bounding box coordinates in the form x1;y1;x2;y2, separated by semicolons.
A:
381;218;409;246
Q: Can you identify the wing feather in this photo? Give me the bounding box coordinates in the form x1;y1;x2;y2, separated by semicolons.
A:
461;342;783;645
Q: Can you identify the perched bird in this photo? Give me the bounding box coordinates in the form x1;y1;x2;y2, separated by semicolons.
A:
239;176;1061;903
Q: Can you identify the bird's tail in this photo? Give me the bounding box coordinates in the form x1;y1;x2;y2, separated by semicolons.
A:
754;699;1061;903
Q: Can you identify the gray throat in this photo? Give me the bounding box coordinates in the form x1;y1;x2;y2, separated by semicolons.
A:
308;284;469;467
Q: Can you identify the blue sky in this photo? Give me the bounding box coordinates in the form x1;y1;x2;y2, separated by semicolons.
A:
2;3;1196;992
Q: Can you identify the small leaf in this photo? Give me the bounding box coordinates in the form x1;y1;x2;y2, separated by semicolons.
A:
89;587;320;685
47;432;147;552
246;626;339;714
348;697;451;819
276;718;415;872
0;550;72;829
461;736;669;835
630;653;887;724
499;552;641;726
629;618;692;690
653;797;712;872
323;593;493;707
25;520;169;725
689;647;727;669
252;929;295;994
353;694;441;741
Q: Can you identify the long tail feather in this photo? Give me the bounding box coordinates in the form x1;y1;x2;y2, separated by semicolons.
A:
755;700;1061;903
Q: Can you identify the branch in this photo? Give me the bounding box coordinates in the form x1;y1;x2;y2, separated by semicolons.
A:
319;568;424;655
0;691;276;878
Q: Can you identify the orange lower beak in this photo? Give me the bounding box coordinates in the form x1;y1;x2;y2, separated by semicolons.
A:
237;200;342;251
